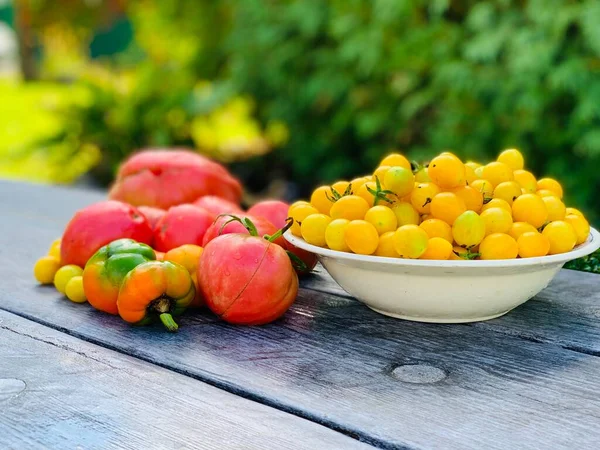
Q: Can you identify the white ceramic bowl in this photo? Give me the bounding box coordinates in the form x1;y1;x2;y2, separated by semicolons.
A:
285;228;600;323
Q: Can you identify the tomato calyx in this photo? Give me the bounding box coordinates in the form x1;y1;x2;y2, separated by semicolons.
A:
217;215;308;272
367;176;395;205
218;214;260;237
454;248;480;260
326;184;353;203
286;250;309;273
411;160;429;173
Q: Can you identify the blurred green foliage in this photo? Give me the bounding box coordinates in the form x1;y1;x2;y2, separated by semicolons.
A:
2;0;600;225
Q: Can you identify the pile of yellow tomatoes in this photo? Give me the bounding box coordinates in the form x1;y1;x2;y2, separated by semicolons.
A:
289;149;590;260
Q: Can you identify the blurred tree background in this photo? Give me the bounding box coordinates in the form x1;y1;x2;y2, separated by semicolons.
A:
1;0;599;224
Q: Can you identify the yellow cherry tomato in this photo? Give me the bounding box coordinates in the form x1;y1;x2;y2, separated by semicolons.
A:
330;195;370;221
474;166;485;179
349;176;370;193
289;200;310;209
451;185;483;212
325;219;351;252
537;178;563;199
391;201;420;226
493;181;522;205
356;182;377;207
513;170;537;193
410;182;441;214
430;192;466;226
375;231;399;258
480;207;513;236
452;211;486;247
420;218;453;243
565;207;584;218
542;220;576;255
470;179;494;198
439;151;460;160
54;264;84;294
301;213;332;247
34;256;61;285
365;205;398;235
420;237;453;260
380;153;411;170
400;184;416;203
331;180;350;196
289;202;319;236
310;186;334;215
479;233;518;260
465;161;482;170
512;194;548;228
384;166;414;197
564;214;590;245
373;165;391;183
542;196;566;222
428;154;466;189
517;232;550;258
414;167;431;183
497;148;524;170
393;224;429;259
509;222;538;241
345;220;379;255
65;276;87;303
481;198;511;214
462;165;476;185
48;238;62;260
536;189;558;198
482;162;514;187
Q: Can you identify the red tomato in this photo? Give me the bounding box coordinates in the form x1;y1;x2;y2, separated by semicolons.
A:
153;204;215;252
199;233;298;325
193;195;243;216
109;149;243;209
137;206;166;230
61;201;153;268
247;200;290;229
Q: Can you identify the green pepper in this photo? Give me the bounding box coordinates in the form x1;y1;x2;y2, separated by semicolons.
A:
82;238;155;315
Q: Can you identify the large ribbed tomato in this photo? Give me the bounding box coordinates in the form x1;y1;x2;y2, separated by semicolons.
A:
108;149;243;209
199;233;298;325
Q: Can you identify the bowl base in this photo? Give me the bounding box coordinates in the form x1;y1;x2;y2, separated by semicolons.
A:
366;306;511;324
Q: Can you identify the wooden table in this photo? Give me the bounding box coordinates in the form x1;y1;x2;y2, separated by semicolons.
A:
2;179;600;450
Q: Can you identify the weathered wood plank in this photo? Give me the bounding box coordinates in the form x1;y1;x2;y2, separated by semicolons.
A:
304;263;600;356
0;310;370;450
3;180;600;449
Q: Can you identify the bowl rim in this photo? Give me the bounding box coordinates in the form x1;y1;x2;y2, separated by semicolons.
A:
284;227;600;268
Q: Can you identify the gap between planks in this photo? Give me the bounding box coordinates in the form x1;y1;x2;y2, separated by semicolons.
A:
0;306;401;450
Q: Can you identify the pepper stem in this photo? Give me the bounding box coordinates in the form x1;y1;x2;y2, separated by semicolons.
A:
159;313;179;332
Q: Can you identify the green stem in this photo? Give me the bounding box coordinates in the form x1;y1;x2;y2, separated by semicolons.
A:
266;217;294;243
218;214;259;237
159;313;179;332
287;250;309;273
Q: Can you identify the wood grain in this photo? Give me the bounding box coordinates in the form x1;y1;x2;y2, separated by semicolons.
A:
4;180;600;449
0;310;370;450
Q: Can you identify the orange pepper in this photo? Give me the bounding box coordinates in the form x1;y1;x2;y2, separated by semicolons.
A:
117;260;195;332
164;244;204;308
